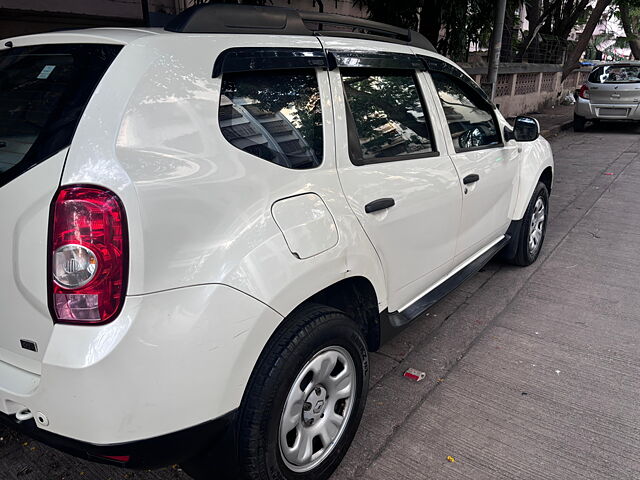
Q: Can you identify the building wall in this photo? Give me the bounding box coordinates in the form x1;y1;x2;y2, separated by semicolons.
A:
464;64;591;117
0;0;365;39
0;0;174;18
176;0;365;17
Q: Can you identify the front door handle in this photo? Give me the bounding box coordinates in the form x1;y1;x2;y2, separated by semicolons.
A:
463;174;480;185
365;198;395;213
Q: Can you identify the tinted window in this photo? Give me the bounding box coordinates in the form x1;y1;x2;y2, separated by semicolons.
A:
588;65;640;84
341;69;434;163
0;44;121;187
219;70;323;169
431;72;500;152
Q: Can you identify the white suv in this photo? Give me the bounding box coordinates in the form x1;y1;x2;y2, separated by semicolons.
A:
0;5;553;479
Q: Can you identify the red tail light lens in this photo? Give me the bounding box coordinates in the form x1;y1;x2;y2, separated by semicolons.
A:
50;186;128;325
578;84;590;99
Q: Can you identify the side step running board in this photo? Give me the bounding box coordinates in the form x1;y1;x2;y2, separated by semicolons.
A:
388;235;510;327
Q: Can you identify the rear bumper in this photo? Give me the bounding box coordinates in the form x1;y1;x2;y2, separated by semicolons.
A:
0;408;237;469
0;283;282;456
575;97;640;120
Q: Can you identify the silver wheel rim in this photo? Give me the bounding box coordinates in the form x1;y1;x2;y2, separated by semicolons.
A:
528;197;546;255
278;346;356;473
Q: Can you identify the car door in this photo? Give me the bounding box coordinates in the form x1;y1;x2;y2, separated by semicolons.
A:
424;59;519;264
322;39;463;312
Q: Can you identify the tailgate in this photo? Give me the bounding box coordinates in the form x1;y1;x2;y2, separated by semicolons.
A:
0;152;66;373
590;83;640;105
0;43;121;373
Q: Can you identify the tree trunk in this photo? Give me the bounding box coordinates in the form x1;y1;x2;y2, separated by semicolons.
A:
419;0;443;48
620;3;640;60
562;0;612;81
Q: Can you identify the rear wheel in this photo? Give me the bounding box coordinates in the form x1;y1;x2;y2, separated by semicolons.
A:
240;305;368;480
574;113;587;132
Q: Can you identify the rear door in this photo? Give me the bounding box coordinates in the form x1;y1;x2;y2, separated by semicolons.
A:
0;43;121;372
323;39;462;311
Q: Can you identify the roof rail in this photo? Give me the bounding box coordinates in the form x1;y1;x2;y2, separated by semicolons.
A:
165;4;437;53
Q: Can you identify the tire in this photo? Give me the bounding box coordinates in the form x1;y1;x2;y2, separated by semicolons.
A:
187;304;369;480
574;113;587;132
507;182;549;266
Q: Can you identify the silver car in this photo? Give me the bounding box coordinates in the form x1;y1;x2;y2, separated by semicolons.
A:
574;62;640;131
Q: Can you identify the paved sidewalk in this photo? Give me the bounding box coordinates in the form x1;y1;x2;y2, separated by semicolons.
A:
509;104;575;138
2;123;640;479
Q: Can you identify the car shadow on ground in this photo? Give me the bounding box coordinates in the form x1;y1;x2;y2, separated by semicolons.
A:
581;120;640;134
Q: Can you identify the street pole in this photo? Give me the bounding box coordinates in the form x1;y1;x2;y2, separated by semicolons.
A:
141;0;150;27
485;0;507;100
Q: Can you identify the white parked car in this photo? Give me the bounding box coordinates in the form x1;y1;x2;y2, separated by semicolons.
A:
0;5;553;479
575;62;640;131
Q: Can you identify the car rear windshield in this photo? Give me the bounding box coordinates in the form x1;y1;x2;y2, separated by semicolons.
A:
0;44;122;187
588;65;640;84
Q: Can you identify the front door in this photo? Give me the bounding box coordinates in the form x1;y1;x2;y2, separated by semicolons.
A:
427;67;519;264
323;39;462;311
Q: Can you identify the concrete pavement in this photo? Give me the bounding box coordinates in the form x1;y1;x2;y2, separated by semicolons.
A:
2;122;640;479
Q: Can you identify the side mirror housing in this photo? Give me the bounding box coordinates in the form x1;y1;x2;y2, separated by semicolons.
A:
512;116;540;142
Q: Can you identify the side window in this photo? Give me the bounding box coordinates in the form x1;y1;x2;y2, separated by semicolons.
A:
341;69;435;164
219;69;323;169
431;71;501;152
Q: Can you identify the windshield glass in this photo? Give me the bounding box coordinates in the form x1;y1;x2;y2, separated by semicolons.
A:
0;44;121;187
588;65;640;84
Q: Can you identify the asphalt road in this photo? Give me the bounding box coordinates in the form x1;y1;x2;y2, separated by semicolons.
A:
2;122;640;480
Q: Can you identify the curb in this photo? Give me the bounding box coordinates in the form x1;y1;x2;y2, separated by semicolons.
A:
541;119;574;138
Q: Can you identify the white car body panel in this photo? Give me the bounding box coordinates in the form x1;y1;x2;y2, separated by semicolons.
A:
1;284;282;443
60;33;387;316
0;149;68;374
0;26;553;450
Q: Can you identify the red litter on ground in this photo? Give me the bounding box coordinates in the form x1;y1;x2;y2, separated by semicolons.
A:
604;172;614;175
403;368;426;382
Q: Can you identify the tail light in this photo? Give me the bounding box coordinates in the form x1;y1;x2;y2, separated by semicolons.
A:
49;186;128;325
578;84;590;99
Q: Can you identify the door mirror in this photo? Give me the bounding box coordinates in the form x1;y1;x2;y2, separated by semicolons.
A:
512;116;540;142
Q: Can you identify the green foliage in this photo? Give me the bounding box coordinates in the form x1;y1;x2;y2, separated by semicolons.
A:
353;0;515;60
352;0;422;30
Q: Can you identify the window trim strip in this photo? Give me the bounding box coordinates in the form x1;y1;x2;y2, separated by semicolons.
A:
212;47;327;78
420;56;495;110
328;51;425;71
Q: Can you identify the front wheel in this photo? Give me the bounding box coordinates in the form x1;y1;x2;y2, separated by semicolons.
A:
507;182;549;266
239;305;369;480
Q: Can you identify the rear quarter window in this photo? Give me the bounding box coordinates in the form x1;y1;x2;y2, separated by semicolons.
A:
218;69;323;170
0;44;122;187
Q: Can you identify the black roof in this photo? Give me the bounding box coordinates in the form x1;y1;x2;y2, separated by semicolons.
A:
165;4;436;53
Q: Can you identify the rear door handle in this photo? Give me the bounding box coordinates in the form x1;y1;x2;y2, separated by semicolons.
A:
463;174;480;185
365;198;395;213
